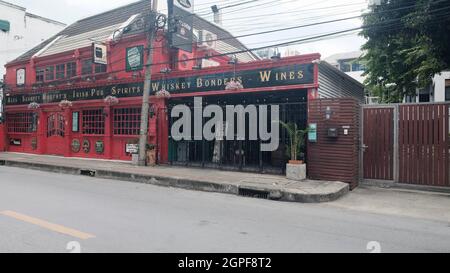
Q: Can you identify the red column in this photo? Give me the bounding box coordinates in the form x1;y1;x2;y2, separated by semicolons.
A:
36;109;46;154
104;106;112;159
151;97;169;164
0;123;7;152
63;108;72;157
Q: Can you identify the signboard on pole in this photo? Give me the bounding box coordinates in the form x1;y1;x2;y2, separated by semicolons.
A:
92;43;107;65
168;0;194;53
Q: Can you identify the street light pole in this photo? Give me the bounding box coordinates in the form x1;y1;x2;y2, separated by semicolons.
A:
138;0;158;166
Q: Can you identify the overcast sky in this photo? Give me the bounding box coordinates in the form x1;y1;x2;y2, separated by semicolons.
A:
6;0;369;58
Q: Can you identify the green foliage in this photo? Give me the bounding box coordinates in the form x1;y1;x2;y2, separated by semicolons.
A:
280;122;309;161
361;0;450;102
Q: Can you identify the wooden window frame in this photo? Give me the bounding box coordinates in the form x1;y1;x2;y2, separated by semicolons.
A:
56;64;66;80
113;107;141;136
6;112;36;133
81;109;105;135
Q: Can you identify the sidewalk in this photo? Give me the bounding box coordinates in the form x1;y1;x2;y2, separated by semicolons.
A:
0;152;349;203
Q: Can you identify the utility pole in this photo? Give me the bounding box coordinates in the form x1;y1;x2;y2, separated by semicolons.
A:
138;0;158;166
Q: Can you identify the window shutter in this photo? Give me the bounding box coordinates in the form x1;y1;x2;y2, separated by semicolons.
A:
0;20;10;32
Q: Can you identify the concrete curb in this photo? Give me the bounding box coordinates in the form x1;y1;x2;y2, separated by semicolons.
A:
361;179;450;194
2;159;348;203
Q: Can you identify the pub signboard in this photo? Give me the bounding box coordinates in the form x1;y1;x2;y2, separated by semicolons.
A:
5;63;314;106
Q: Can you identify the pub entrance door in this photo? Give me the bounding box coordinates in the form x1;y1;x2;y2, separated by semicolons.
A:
46;112;66;156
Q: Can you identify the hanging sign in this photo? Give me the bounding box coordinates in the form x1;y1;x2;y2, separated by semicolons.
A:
168;0;194;52
93;43;107;65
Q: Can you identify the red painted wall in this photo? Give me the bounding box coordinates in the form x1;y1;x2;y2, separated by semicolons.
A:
2;28;321;163
0;123;6;152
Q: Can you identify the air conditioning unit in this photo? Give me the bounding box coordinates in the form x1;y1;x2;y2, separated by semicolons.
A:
198;30;217;50
176;50;194;71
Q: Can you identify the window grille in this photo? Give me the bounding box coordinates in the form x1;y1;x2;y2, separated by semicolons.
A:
82;109;105;135
45;66;54;81
6;113;36;133
95;63;107;74
82;59;93;75
36;67;45;82
66;62;77;78
47;113;65;137
56;64;65;79
113;108;141;135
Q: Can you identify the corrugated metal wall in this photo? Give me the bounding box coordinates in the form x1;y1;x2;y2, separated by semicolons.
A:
308;98;361;189
318;62;365;103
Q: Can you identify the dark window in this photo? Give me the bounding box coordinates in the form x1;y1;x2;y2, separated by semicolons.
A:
445;86;450;101
82;59;93;75
36;67;45;82
419;93;430;102
45;66;54;81
113;108;141;135
6;112;36;133
66;62;77;78
56;64;65;79
340;62;351;72
82;109;105;135
95;63;107;74
352;62;366;72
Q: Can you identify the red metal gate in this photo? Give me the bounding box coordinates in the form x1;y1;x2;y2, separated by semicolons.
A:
399;104;449;187
363;107;394;180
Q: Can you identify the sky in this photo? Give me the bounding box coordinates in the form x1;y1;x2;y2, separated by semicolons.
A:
6;0;370;59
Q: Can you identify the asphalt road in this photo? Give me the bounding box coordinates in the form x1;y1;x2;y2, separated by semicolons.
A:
1;166;450;253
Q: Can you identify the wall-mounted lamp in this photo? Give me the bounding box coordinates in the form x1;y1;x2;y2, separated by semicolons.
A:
149;105;156;119
325;106;332;120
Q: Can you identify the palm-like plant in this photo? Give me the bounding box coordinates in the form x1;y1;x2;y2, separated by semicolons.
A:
280;121;309;162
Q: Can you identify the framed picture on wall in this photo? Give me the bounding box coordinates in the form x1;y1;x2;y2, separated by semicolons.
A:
16;68;26;87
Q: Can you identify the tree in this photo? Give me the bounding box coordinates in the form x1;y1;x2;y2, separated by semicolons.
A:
361;0;450;102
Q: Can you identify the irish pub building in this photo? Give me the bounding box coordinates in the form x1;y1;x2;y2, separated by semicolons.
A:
0;1;363;174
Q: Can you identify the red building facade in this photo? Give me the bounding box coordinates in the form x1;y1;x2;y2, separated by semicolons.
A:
0;1;363;173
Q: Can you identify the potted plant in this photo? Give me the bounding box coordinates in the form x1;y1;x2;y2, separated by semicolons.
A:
146;144;157;166
280;121;309;181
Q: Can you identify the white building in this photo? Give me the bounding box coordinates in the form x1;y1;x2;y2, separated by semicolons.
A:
324;51;367;84
408;71;450;103
324;51;450;103
0;0;66;78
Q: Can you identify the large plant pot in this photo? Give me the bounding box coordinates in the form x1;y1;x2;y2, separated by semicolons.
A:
286;163;306;181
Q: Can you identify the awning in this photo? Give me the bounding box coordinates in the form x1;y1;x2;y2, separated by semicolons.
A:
0;20;10;32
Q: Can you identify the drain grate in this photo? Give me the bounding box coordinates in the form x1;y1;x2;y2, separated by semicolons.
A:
238;187;269;199
80;169;96;177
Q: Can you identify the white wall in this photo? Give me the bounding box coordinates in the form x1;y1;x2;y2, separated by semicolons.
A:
433;71;450;102
0;1;66;78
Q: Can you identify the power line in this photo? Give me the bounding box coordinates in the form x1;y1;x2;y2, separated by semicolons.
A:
10;0;450;89
30;10;450;81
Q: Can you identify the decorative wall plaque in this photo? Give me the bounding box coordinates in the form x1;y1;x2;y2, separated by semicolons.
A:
95;140;104;154
71;139;81;153
82;139;90;153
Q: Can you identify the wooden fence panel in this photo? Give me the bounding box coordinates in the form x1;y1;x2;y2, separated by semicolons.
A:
362;107;394;180
398;104;449;187
307;98;360;189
